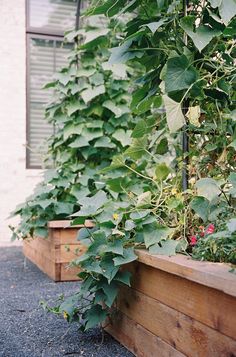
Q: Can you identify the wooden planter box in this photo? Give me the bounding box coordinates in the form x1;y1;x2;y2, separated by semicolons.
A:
23;220;93;282
105;250;236;357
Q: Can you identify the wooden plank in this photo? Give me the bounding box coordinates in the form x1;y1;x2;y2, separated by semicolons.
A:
117;286;236;357
23;238;56;262
135;249;236;297
48;220;94;229
23;242;59;281
50;228;85;246
58;228;81;245
126;262;236;340
105;311;186;357
59;243;86;263
60;263;81;281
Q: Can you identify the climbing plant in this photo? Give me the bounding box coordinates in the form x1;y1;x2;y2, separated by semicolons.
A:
10;15;137;239
11;0;236;331
44;0;236;330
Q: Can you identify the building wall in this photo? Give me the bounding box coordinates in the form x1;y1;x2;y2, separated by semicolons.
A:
0;0;42;244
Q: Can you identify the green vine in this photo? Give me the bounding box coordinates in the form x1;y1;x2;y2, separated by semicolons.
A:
14;0;236;331
10;15;137;239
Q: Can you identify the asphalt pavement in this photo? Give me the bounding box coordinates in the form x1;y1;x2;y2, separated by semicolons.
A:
0;246;133;357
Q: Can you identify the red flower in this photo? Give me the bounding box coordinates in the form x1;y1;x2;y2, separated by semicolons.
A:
205;224;215;235
190;235;197;246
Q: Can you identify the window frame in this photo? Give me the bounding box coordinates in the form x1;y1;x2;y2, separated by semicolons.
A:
26;33;64;169
26;0;77;169
26;0;73;37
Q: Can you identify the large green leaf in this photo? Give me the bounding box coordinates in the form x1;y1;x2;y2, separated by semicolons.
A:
87;232;107;255
229;172;236;186
102;62;128;79
81;128;103;142
80;191;108;212
86;0;126;17
71;186;90;201
80;28;110;46
33;199;53;210
103;100;124;117
112;129;132;147
99;258;119;283
190;196;210;222
66;101;86;116
155;163;171;181
165;54;198;92
63;123;83;140
149;240;178;256
180;16;221;52
125;137;148;159
163;95;186;132
142;19;166;33
34;227;48;238
113;248;138;266
84;305;107;330
99;281;119;307
143;223;172;248
227;218;236;233
209;0;236;25
136;191;152;207
195;178;221;202
209;0;221;6
114;271;132;286
54;202;74;215
94;137;116;148
131;120;147;138
109;40;143;64
58;295;79;316
219;0;236;25
69;136;89;148
81;85;105;103
103;240;124;255
76;68;96;77
130;210;150;221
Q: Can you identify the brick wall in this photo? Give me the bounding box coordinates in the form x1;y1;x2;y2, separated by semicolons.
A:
0;0;42;244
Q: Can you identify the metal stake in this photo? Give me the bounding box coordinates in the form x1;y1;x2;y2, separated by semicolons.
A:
182;0;189;191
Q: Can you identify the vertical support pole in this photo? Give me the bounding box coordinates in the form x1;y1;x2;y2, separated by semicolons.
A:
75;0;82;80
75;0;82;31
182;0;189;191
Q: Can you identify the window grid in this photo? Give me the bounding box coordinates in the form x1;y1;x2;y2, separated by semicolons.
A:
26;0;77;168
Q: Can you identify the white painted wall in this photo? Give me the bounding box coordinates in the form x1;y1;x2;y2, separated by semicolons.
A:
0;0;42;244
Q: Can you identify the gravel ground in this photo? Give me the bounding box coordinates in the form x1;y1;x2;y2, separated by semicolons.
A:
0;246;134;357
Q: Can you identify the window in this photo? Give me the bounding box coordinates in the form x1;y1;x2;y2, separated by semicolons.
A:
26;0;77;168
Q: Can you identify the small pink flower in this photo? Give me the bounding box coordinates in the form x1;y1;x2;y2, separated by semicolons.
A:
205;224;215;235
190;235;197;246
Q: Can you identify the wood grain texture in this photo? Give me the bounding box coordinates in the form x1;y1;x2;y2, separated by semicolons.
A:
105;311;186;357
126;262;236;339
48;220;94;229
23;237;56;262
23;242;59;280
117;286;236;357
22;220;92;281
59;244;86;263
60;263;82;281
135;249;236;297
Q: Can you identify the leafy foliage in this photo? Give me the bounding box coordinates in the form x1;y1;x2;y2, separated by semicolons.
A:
10;15;136;239
12;0;236;331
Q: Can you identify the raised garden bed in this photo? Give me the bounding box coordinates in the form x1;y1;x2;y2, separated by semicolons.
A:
105;250;236;357
23;220;93;282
